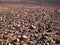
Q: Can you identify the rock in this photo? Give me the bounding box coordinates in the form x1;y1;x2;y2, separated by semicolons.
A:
22;35;28;40
55;39;60;44
32;25;36;29
14;26;20;30
0;16;3;21
56;31;60;35
46;43;50;45
29;26;34;30
47;29;52;32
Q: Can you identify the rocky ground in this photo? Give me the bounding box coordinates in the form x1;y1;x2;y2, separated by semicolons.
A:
0;5;60;45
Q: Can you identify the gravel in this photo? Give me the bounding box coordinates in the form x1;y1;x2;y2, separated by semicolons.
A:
0;6;60;45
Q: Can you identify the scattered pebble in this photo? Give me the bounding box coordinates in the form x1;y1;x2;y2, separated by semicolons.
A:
0;7;60;45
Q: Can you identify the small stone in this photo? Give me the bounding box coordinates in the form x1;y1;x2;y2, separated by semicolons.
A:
0;39;2;43
0;17;3;21
56;33;60;35
17;39;20;42
13;39;17;42
42;34;48;36
22;35;28;39
14;26;20;30
9;43;11;45
20;43;22;45
55;39;60;44
29;25;36;30
46;43;50;45
32;25;36;29
40;36;46;40
3;35;7;40
47;29;52;32
56;31;60;35
19;37;23;41
0;32;2;34
45;24;50;30
17;24;20;27
29;26;34;29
